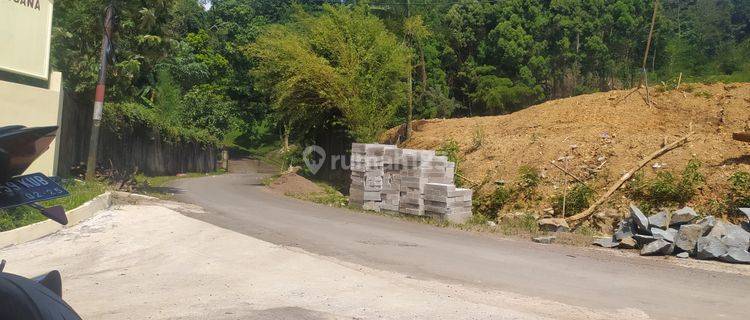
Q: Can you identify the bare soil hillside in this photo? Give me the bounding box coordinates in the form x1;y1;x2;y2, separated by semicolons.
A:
382;83;750;218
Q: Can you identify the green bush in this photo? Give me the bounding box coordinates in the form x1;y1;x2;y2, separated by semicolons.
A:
437;139;463;187
551;183;594;217
628;159;704;210
103;102;219;146
728;171;750;210
474;185;514;219
517;165;540;198
473;166;542;219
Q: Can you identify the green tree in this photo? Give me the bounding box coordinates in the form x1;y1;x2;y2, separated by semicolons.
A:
247;4;409;142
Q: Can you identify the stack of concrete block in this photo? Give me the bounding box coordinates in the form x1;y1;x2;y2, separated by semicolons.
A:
423;183;473;223
349;143;472;223
398;149;435;215
349;143;392;211
380;147;403;211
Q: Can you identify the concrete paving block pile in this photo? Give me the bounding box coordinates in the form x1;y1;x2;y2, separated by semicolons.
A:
593;205;750;264
349;143;472;223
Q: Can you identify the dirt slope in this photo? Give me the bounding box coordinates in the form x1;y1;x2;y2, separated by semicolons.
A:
383;83;750;216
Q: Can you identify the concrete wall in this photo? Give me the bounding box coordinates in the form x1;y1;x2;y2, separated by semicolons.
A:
0;72;63;176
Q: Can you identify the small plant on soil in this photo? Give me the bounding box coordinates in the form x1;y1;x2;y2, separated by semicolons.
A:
473;166;542;219
499;213;539;236
437;139;464;186
469;125;484;152
517;165;541;200
727;171;750;209
627;159;704;212
693;90;713;98
475;184;512;219
551;183;594;217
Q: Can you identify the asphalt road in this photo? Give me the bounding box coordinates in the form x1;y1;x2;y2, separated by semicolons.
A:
173;173;750;320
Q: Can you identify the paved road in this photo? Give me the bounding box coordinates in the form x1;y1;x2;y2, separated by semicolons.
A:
173;173;749;320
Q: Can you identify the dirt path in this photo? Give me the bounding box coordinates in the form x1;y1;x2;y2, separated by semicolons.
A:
171;173;750;320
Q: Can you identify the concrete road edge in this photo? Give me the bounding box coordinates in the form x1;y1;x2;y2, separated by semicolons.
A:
0;192;113;248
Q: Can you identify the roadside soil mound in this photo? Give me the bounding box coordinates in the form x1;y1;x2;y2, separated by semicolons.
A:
269;173;324;196
382;83;750;217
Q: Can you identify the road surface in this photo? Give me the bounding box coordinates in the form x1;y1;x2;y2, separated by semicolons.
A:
173;173;749;320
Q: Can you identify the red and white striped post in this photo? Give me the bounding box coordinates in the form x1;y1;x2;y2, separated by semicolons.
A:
85;4;114;180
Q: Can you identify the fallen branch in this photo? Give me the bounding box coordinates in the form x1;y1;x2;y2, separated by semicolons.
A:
566;131;694;224
455;172;478;186
550;161;586;185
612;87;640;107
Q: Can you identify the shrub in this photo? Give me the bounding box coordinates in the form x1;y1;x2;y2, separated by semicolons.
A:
517;165;540;196
727;171;750;210
103;102;219;146
473;166;542;219
437;139;463;186
628;159;704;210
551;183;594;217
469;125;484;152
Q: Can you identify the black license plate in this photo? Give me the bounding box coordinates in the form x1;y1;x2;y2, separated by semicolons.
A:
0;173;69;209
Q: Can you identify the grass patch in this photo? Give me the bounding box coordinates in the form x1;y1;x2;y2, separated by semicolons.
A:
498;213;540;236
134;172;222;199
287;183;348;208
261;174;281;186
0;179;107;231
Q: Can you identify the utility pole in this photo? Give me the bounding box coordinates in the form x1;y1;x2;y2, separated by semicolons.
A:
86;4;115;180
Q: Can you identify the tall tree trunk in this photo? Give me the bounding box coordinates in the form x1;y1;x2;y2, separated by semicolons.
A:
406;59;413;140
419;46;427;96
282;123;290;151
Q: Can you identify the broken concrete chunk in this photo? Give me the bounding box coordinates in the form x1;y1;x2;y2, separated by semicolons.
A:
675;224;705;253
739;208;750;220
629;204;649;233
632;234;658;248
613;219;634;241
618;237;638;249
720;248;750;264
537;218;570;233
648;211;670;229
651;227;676;243
593;237;620;248
532;236;556;244
696;236;728;260
671;207;699;225
721;227;750;251
641;239;674;256
696;216;716;234
708;220;733;238
676;252;690;259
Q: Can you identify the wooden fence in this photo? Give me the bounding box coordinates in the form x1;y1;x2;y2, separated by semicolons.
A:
57;92;218;177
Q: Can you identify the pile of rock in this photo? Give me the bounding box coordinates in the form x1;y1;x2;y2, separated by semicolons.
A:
594;204;750;264
349;143;471;223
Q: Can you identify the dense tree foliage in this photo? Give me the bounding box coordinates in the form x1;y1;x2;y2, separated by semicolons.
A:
247;5;409;142
48;0;750;147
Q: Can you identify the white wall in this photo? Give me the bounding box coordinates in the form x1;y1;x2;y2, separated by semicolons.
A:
0;71;64;176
